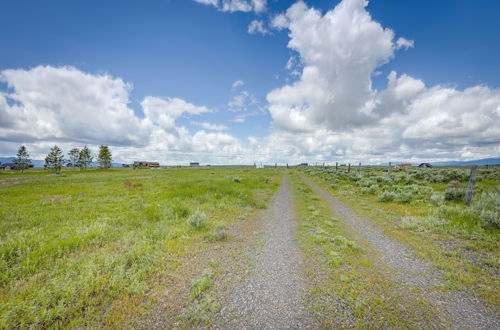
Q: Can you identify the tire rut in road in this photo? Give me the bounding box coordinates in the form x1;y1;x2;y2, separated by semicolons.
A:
217;175;312;329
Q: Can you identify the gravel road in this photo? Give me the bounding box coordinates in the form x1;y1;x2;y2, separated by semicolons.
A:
301;174;499;330
217;175;312;329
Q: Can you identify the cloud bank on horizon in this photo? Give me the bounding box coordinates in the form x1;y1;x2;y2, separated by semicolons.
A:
1;0;499;164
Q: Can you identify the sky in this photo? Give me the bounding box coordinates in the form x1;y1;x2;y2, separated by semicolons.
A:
0;0;499;165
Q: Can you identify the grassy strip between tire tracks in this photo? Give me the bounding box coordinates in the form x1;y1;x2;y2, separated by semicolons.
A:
290;171;448;328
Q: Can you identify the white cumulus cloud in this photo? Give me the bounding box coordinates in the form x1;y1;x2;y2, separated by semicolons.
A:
192;121;229;131
265;0;500;162
396;37;414;50
194;0;266;13
0;66;246;164
248;20;270;35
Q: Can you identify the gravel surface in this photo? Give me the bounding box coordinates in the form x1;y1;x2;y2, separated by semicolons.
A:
217;175;312;329
301;174;499;330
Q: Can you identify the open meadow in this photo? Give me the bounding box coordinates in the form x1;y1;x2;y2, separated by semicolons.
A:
0;167;279;328
0;165;499;328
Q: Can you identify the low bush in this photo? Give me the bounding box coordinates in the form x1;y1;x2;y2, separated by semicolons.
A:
394;191;413;203
472;189;500;229
444;181;466;202
429;192;444;205
187;211;207;229
360;184;378;195
378;191;396;202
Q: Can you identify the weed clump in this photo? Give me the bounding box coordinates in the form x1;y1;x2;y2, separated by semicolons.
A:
143;204;162;221
187;211;207;229
190;269;213;299
205;221;228;242
172;205;190;219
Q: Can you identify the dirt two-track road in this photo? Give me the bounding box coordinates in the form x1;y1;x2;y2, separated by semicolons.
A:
215;174;499;329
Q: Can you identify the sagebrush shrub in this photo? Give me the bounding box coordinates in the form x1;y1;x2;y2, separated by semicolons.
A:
378;191;396;202
472;190;500;229
395;191;413;203
188;211;207;229
430;192;444;205
360;184;378;195
444;181;465;202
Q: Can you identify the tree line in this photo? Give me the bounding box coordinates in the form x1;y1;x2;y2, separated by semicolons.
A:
9;145;113;172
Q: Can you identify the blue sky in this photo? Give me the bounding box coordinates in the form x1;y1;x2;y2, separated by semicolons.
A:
0;0;499;164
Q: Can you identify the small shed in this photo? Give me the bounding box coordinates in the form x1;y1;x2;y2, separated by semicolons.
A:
190;162;200;167
0;163;16;170
299;163;308;167
418;163;433;168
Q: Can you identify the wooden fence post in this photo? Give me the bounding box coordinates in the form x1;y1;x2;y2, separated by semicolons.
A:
358;162;361;176
348;163;351;173
465;165;478;205
336;162;338;172
387;162;391;180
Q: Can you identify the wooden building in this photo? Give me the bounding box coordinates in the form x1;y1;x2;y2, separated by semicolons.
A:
133;161;160;168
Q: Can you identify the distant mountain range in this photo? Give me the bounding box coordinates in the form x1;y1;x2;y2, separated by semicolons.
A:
430;158;500;166
374;158;500;167
0;157;124;168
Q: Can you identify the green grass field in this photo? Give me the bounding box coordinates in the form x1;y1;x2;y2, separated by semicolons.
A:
0;167;279;328
1;166;498;327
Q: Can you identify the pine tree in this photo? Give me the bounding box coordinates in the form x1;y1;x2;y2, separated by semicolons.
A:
14;145;31;172
97;145;112;169
68;148;80;170
45;145;64;173
78;146;93;170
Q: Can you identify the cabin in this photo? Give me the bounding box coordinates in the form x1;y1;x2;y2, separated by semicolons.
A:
395;163;412;168
66;163;80;168
418;163;433;168
299;163;308;167
0;163;16;170
133;161;160;168
189;162;200;167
